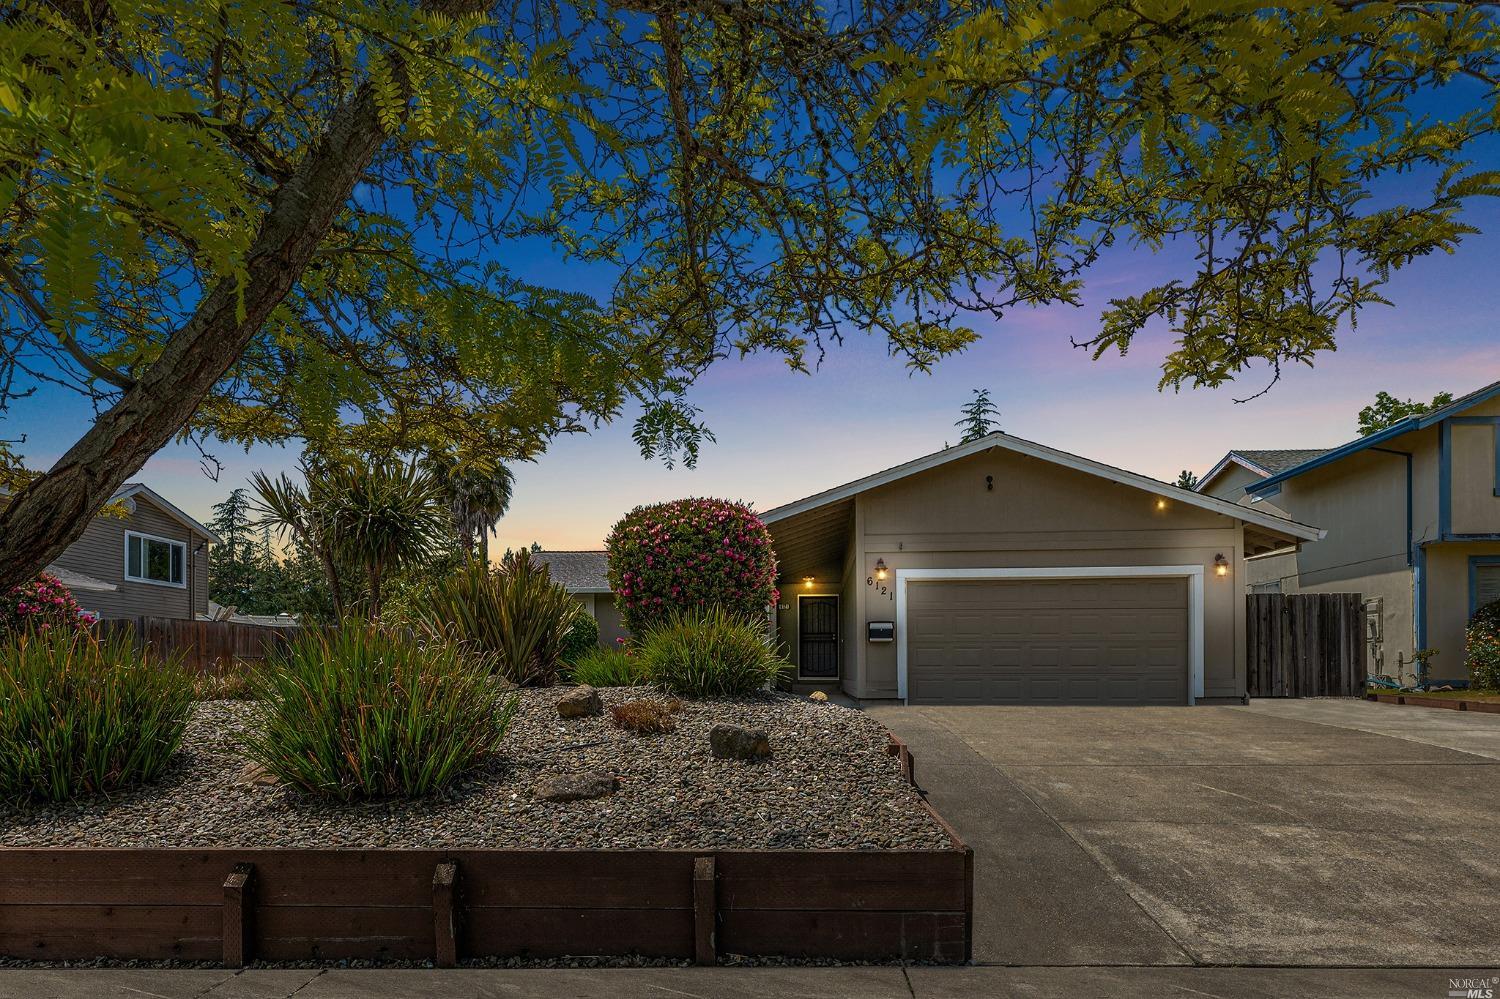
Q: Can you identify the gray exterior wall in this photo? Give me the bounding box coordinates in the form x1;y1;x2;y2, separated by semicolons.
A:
50;495;211;621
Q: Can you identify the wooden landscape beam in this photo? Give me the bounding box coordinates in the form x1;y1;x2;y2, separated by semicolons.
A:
432;861;459;968
222;862;255;967
693;856;716;966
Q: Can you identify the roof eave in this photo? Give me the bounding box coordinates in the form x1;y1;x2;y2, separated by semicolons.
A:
763;432;1323;544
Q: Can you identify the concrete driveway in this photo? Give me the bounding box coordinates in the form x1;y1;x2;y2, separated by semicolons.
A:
866;698;1500;969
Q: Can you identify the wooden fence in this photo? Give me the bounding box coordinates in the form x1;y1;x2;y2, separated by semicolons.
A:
0;735;972;966
1246;593;1365;698
95;617;299;674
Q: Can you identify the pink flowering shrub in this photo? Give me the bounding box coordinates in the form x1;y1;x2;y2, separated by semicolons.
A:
606;498;779;635
0;573;96;636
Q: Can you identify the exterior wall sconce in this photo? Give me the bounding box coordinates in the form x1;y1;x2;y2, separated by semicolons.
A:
802;576;815;589
874;558;888;581
1155;497;1168;511
1214;553;1229;577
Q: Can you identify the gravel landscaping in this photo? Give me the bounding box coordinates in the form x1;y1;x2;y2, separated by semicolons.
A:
0;686;950;850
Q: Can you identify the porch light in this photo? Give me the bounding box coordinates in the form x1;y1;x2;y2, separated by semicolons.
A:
802;576;815;589
874;558;888;581
1214;553;1229;577
1155;497;1168;511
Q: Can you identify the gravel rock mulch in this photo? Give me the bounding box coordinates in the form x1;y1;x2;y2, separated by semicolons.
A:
0;687;951;851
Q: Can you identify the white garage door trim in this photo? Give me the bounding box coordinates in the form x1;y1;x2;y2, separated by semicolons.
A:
894;566;1205;705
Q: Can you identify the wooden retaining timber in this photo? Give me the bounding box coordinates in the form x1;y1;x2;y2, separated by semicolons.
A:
1367;692;1500;714
0;735;971;966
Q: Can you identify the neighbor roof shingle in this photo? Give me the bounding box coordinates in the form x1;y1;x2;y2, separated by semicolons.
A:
1232;449;1331;475
531;550;610;592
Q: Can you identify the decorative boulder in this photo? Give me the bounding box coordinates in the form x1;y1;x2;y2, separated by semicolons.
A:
557;684;603;719
808;690;828;702
237;763;279;788
534;773;619;802
709;723;771;761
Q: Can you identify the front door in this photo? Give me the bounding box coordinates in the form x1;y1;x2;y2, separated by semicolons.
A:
798;595;840;679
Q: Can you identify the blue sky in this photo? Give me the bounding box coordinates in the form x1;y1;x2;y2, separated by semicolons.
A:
6;61;1498;553
10;192;1497;552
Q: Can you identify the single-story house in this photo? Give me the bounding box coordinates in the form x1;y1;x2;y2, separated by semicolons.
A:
531;550;630;648
760;432;1322;705
1197;378;1500;682
41;483;221;621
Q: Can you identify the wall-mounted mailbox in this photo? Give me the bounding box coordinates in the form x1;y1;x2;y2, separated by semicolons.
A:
867;621;895;643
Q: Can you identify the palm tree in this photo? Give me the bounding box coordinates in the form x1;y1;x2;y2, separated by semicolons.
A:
253;455;447;618
428;452;514;565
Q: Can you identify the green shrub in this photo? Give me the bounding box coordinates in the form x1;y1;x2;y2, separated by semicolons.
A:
411;550;580;685
0;627;194;802
1471;598;1500;633
240;622;514;800
635;608;789;697
605;498;779;635
1;572;97;636
570;646;643;687
560;613;599;664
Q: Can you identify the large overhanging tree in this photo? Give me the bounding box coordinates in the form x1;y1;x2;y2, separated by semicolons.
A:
0;0;1496;592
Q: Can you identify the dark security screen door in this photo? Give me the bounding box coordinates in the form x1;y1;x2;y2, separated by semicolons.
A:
799;596;840;678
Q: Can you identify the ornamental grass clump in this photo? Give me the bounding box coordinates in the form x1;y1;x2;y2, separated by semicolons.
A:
411;550;579;685
636;607;790;697
0;627;193;802
570;646;642;687
240;622;515;800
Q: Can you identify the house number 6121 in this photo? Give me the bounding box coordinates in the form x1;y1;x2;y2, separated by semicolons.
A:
866;577;893;600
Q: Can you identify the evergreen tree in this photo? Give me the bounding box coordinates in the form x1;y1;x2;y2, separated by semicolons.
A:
1175;470;1200;489
955;389;1002;444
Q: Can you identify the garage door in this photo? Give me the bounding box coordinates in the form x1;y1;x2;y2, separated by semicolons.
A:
906;577;1188;705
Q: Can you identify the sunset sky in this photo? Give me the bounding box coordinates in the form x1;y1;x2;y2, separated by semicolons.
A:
12;184;1497;555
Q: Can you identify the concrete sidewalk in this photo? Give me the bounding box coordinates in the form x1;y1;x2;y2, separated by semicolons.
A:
6;966;1498;999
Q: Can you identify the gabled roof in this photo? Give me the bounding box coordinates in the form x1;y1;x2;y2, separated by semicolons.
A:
1247;378;1500;496
761;431;1324;543
532;550;611;593
1196;449;1330;491
2;481;222;544
114;483;223;545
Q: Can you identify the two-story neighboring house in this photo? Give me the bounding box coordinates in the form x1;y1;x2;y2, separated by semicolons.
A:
35;483;220;621
1197;380;1500;682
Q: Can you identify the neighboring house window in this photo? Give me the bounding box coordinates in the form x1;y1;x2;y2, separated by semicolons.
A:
125;531;186;587
1473;559;1500;615
1249;580;1282;594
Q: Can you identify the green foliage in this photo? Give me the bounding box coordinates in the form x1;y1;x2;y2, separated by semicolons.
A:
560;613;599;665
635;608;789;698
426;451;514;564
411;550;580;686
569;646;642;687
240;622;514;800
1358;390;1456;436
606;498;779;636
1175;470;1200;490
5;0;1493;493
252;455;446;618
0;627;194;802
866;2;1500;395
955;388;1000;444
1466;602;1500;691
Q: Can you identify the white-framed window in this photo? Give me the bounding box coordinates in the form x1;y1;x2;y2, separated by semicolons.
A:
124;531;187;588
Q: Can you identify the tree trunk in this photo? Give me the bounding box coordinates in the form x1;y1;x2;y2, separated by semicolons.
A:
0;84;389;595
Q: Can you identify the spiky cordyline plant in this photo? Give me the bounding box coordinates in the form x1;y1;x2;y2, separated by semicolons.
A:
412;549;580;686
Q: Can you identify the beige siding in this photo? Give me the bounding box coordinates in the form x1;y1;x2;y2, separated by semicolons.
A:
1450;397;1500;535
1426;542;1500;678
51;495;210;621
850;449;1245;700
1200;463;1293;518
